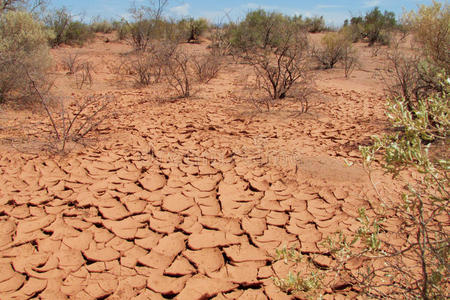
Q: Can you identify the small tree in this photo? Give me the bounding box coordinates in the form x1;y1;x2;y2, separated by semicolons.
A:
229;9;287;52
363;7;396;46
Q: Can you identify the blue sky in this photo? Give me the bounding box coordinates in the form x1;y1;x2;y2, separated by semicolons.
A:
50;0;435;26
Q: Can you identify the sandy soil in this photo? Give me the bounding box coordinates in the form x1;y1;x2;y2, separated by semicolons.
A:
0;33;410;299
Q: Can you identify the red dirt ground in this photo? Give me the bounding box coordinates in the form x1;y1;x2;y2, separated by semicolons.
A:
0;33;412;299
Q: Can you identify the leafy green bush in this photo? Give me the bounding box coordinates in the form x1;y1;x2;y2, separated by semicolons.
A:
229;9;288;51
64;20;93;46
0;10;52;102
343;7;397;45
45;8;93;47
363;7;396;45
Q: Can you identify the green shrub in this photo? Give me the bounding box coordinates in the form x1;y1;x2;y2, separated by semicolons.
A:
0;10;52;102
46;8;93;47
343;8;397;45
90;19;113;34
64;21;93;46
178;17;209;42
363;7;396;45
404;0;449;74
304;16;326;33
229;9;288;51
45;7;71;47
385;2;449;112
112;19;130;40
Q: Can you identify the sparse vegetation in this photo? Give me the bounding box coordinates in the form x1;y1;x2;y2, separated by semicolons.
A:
344;7;397;46
90;17;113;34
312;32;350;69
192;54;221;83
384;1;449;113
1;2;449;299
0;10;52;103
26;70;114;152
273;75;449;299
165;48;193;98
179;17;209;43
45;7;93;47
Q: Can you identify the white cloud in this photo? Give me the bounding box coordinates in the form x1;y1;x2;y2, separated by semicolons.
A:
364;0;381;7
170;3;190;16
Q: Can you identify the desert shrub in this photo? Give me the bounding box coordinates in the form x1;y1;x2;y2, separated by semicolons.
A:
178;17;209;43
341;20;364;42
75;61;94;89
0;0;46;14
45;7;70;46
404;0;449;75
289;15;327;33
128;0;169;51
243;25;311;103
124;41;176;87
27;71;115;152
363;7;396;46
112;19;130;40
209;24;233;56
312;32;350;69
164;48;193;98
342;43;359;78
45;8;93;46
229;9;288;51
274;76;449;299
61;52;81;74
343;8;396;46
192;54;221;83
0;10;52;103
384;2;449;112
90;18;113;33
304;16;326;33
63;21;93;46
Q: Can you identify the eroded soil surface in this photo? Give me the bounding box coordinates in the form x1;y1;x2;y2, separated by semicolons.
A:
0;34;406;299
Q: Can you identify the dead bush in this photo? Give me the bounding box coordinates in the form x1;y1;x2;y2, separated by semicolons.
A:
164;49;193;98
61;52;81;75
192;55;221;83
124;41;177;87
342;44;360;78
249;33;310;100
27;70;114;152
209;26;233;56
75;61;94;89
291;78;317;115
